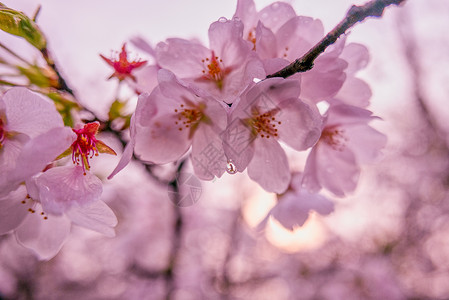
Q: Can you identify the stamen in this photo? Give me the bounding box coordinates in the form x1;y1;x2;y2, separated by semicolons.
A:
245;108;281;139
321;126;348;151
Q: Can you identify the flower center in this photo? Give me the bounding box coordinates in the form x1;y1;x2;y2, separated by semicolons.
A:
247;29;257;50
320;126;348;151
71;123;100;174
200;51;228;90
173;100;208;139
246;108;281;139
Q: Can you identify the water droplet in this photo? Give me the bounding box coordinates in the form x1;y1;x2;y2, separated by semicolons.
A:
218;17;227;23
226;159;237;174
271;3;280;10
233;16;241;22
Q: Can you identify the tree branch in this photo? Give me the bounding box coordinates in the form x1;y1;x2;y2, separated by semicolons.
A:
267;0;407;79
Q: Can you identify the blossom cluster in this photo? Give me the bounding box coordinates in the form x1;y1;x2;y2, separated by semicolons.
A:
107;0;386;228
0;88;117;260
0;0;387;260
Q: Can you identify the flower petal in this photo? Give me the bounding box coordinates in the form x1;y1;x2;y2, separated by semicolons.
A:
191;125;227;180
13;127;75;183
258;2;296;33
270;189;334;230
277;99;322;151
34;166;103;215
247;138;290;193
0;186;28;235
15;208;71;261
3;87;63;138
66;200;117;237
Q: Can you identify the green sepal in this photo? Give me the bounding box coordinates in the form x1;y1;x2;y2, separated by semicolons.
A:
56;147;72;160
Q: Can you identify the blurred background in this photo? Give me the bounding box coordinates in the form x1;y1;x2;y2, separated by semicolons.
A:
1;0;449;299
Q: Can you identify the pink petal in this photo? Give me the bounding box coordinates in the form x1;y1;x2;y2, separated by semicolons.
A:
340;43;370;74
15;207;71;261
222;117;255;172
276;98;322;151
66;200;117;237
345;124;387;163
134;121;191;164
34;166;103;215
258;2;296;33
3;87;63;138
134;91;158;128
247;138;291;193
156;38;210;78
14;127;75;182
130;36;156;57
306;144;360;197
108;114;137;180
270;189;334;230
0;186;28;235
233;0;258;35
0;133;29;197
276;16;324;60
127;65;159;94
255;21;278;59
263;58;289;75
326;103;375;126
335;77;372;108
208;19;249;65
300;56;347;102
191;125;227;180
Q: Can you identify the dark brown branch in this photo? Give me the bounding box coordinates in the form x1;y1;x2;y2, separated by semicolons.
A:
267;0;407;79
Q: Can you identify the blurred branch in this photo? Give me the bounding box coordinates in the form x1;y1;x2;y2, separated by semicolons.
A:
397;12;446;141
267;0;407;79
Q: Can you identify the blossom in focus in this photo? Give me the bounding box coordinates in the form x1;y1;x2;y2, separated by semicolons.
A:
155;18;265;104
100;43;147;82
0;87;74;197
223;78;322;193
303;102;387;197
258;173;334;231
68;121;116;174
130;70;228;180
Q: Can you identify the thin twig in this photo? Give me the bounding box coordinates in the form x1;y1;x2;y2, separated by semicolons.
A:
267;0;407;79
0;41;32;65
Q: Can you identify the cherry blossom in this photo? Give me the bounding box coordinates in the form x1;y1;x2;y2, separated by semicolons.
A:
130;69;229;180
303;102;387;197
68;122;116;174
258;173;334;230
155;18;265;104
0;172;117;260
100;43;147;82
0;87;74;197
223;77;322;193
0;120;118;260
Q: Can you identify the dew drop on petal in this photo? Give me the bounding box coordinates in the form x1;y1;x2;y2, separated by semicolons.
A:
226;159;237;174
218;17;227;23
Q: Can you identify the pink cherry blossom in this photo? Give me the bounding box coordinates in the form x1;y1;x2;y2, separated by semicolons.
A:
100;43;147;82
131;70;228;180
156;18;265;104
0;165;117;260
234;0;297;52
258;173;334;230
0;87;74;197
223;77;322;193
70;121;116;174
303;102;387;197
